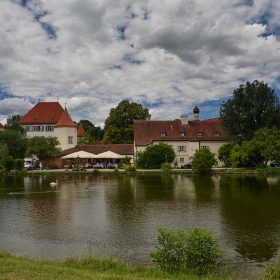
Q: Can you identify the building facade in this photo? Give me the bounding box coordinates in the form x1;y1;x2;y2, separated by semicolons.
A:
19;101;77;151
134;106;228;167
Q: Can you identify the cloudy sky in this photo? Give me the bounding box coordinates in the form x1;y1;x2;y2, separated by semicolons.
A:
1;0;280;127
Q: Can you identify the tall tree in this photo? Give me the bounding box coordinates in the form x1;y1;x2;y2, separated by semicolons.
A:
26;136;61;161
79;120;104;140
5;115;25;135
103;100;151;144
220;80;280;143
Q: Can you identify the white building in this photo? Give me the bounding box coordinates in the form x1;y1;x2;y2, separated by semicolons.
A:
19;101;77;151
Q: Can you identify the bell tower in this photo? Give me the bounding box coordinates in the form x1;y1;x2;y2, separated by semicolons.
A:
193;105;200;121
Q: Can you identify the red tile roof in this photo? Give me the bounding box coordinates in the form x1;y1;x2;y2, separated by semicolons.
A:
0;122;4;129
62;144;134;156
54;108;77;127
77;123;86;135
134;118;227;146
19;102;64;125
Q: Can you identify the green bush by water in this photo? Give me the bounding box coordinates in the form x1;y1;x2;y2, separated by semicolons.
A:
151;227;224;275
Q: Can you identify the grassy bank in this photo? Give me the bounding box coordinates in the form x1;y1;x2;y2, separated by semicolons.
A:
0;251;240;280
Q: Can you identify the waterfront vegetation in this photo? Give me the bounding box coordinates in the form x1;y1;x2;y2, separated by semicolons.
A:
1;251;280;280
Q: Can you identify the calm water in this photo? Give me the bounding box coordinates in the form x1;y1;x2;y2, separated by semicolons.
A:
1;173;280;276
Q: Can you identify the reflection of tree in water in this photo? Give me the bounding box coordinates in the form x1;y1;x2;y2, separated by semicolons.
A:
219;175;280;262
103;174;176;258
191;175;216;203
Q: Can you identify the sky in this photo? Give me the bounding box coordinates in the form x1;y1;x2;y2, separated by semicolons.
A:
1;0;280;127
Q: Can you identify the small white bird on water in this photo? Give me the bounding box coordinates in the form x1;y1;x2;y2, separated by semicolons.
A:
50;179;58;186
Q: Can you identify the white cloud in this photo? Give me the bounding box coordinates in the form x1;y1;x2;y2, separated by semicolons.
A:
0;0;280;127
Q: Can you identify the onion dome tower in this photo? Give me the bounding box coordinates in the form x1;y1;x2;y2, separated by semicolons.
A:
193;105;200;121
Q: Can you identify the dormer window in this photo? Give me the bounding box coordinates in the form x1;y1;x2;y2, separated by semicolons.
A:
161;132;166;137
214;132;220;136
197;132;203;136
34;115;38;120
51;116;55;120
180;132;185;136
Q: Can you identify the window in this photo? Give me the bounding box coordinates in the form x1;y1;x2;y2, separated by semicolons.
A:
26;126;29;131
180;158;184;163
177;146;187;152
197;132;203;136
68;136;73;144
214;132;220;136
46;126;54;132
201;146;209;149
161;132;166;137
180;132;185;136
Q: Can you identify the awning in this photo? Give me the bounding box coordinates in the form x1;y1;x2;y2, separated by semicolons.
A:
61;151;96;159
92;150;125;159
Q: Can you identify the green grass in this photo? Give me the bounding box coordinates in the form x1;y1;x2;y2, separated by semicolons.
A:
0;251;238;280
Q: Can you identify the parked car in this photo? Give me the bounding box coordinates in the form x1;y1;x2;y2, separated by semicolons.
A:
270;162;280;167
181;163;192;169
42;165;52;170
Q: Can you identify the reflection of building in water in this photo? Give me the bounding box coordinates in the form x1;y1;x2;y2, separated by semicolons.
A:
219;175;280;263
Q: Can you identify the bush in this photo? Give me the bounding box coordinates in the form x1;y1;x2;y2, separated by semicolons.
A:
124;165;136;172
114;168;119;172
263;257;280;279
161;162;171;171
92;169;100;175
151;227;224;275
14;159;24;171
192;148;217;174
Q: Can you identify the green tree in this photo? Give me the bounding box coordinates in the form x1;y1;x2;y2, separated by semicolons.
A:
0;130;28;159
220;80;280;143
136;142;175;169
5;115;25;135
0;143;9;171
103;100;151;144
77;132;97;145
192;148;217;173
230;127;280;167
26;136;61;161
218;143;234;167
79;120;104;140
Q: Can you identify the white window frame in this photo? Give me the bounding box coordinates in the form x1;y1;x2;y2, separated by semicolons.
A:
68;136;73;144
177;146;187;152
180;132;185;136
161;132;166;137
180;158;184;163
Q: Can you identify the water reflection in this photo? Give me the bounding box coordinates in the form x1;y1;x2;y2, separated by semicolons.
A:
0;174;280;276
219;175;280;264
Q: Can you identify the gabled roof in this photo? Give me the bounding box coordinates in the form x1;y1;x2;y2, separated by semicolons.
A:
62;144;134;156
77;123;86;135
19;102;64;125
54;108;77;127
134;118;227;146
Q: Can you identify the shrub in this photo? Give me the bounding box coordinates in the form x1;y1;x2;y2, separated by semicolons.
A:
192;148;217;174
151;227;224;275
114;168;119;173
14;159;24;171
161;162;171;171
263;257;280;279
92;169;100;175
124;165;136;172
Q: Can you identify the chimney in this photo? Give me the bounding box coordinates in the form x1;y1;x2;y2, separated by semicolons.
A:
181;115;188;125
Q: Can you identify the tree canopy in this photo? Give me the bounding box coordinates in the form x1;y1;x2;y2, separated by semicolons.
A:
0;129;28;159
192;148;217;173
136;142;175;169
25;136;61;161
103;100;151;144
77;132;97;145
5;115;26;135
79;120;104;140
220;80;280;143
230;127;280;168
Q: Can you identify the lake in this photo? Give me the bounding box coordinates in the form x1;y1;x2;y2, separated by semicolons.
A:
0;173;280;277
